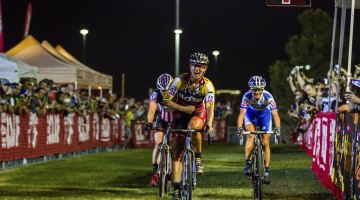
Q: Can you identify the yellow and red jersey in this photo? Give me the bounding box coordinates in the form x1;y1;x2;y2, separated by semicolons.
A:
164;73;215;112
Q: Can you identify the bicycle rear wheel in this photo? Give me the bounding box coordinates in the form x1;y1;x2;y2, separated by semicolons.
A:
255;146;264;200
182;151;193;200
165;149;172;194
158;149;167;197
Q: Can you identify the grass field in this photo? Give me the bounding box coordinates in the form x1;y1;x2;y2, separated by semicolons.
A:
0;144;335;200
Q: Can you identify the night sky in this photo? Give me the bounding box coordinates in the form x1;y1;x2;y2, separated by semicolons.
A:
1;1;344;99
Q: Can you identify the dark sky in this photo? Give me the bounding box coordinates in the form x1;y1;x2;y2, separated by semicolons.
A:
2;1;337;99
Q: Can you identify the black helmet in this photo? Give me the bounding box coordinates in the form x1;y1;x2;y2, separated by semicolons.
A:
189;52;209;65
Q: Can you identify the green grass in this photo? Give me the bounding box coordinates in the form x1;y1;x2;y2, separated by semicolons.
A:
0;144;335;199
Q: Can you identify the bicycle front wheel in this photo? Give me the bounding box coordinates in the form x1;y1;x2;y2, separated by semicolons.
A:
255;146;264;200
158;149;169;197
182;151;193;200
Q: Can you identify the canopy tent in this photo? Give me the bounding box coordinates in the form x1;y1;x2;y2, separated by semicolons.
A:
40;40;96;89
0;57;18;83
6;35;90;89
55;45;112;90
0;53;38;80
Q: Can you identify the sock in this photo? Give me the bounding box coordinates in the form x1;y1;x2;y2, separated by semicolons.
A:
195;153;202;159
245;159;251;166
152;164;158;173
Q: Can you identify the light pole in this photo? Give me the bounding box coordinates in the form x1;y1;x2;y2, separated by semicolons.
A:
174;0;181;77
80;29;89;63
174;28;182;76
212;50;220;87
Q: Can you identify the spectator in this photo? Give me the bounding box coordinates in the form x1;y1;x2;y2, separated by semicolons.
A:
317;82;337;112
123;105;135;149
303;83;317;106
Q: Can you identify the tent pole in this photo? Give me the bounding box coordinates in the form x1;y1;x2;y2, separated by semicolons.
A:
122;73;125;98
335;0;347;112
328;2;338;112
346;0;356;91
88;85;91;97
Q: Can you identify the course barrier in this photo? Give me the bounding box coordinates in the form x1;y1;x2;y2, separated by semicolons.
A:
299;112;360;199
0;113;227;167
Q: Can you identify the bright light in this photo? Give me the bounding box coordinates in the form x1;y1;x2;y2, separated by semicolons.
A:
174;29;182;34
305;65;311;70
80;29;89;35
98;86;102;90
212;50;220;56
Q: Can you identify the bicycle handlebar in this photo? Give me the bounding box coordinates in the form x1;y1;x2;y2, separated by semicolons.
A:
241;131;275;135
239;130;279;145
148;127;212;144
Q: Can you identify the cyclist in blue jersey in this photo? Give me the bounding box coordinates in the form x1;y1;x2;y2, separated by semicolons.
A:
144;73;174;186
237;76;281;184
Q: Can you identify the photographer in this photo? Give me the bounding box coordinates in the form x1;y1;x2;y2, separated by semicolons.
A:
316;82;337;112
338;79;360;112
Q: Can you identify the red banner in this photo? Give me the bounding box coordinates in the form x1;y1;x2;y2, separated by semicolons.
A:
23;3;32;38
0;113;124;161
0;114;227;162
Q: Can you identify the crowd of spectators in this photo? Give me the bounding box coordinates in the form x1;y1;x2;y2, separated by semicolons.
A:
286;64;360;134
0;78;150;123
0;77;234;123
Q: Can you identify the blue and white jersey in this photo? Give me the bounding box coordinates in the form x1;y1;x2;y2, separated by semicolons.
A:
240;90;277;112
240;90;277;131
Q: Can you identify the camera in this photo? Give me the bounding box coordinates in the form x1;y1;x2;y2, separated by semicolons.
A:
290;67;298;75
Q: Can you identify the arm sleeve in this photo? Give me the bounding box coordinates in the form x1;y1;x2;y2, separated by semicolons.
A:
267;93;278;110
204;81;215;109
164;77;181;101
240;93;249;109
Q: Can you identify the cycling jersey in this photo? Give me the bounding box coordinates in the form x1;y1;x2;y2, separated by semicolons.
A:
150;89;173;122
240;90;277;131
164;73;215;113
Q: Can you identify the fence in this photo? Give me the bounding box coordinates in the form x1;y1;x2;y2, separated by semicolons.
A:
300;112;360;199
0;113;227;169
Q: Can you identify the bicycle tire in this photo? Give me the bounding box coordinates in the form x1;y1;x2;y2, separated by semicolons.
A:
182;151;193;200
256;146;263;200
158;149;167;197
165;149;172;194
252;152;258;199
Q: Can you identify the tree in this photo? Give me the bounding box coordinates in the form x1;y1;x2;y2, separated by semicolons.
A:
269;9;336;132
286;9;333;77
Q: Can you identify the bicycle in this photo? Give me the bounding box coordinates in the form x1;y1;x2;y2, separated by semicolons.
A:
239;130;278;200
149;123;173;197
171;127;211;200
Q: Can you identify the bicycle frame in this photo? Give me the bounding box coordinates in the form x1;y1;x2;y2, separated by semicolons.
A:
152;123;173;197
172;128;206;200
241;131;276;200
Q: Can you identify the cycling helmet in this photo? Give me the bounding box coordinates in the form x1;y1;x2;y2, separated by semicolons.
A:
156;73;173;91
189;52;209;65
248;76;266;89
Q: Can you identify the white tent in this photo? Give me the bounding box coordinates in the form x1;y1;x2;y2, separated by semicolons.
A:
0;53;38;80
40;40;96;89
6;35;87;88
0;57;17;83
55;45;112;90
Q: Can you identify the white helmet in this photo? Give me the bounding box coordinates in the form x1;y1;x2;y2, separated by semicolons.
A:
248;76;266;89
156;73;173;91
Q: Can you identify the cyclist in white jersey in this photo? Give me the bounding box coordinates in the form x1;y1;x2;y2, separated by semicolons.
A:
237;76;281;184
144;73;173;186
